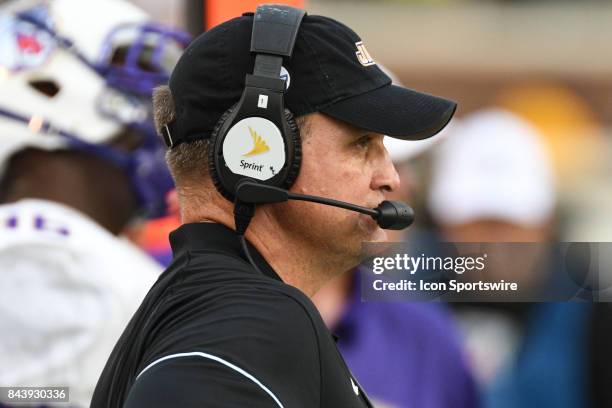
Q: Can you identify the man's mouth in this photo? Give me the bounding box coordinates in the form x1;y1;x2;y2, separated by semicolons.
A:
357;213;380;234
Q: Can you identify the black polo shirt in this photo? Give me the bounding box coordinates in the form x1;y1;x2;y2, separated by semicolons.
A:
91;222;373;408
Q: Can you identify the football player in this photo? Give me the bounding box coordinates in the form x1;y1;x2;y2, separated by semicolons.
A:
0;1;189;406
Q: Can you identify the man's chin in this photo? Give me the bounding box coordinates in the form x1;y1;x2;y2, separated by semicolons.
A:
357;214;387;241
368;228;388;244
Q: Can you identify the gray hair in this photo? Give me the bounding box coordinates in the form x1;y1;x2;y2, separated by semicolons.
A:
153;85;211;190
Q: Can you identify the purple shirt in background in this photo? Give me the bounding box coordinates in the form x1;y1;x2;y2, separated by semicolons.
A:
335;280;479;408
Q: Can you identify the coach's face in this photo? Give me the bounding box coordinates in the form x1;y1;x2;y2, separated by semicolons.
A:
271;113;400;265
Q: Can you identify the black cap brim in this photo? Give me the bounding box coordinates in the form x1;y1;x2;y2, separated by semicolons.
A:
320;84;457;140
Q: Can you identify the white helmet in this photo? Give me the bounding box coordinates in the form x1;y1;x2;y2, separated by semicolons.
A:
0;0;190;217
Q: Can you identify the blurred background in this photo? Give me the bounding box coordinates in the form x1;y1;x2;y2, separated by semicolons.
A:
1;0;611;407
126;0;612;245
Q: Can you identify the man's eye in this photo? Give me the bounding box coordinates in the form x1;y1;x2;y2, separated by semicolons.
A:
356;135;372;149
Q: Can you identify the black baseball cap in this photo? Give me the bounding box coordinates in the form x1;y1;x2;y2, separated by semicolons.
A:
168;11;456;145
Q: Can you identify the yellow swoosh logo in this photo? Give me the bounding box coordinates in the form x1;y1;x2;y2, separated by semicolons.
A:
243;126;270;157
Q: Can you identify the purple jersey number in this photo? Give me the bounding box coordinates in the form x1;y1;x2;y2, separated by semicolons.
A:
4;214;70;236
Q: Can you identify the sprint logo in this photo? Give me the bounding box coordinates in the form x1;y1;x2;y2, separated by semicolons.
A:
223;117;284;180
243;127;270;157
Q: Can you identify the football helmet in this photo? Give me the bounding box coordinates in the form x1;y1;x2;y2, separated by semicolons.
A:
0;0;191;217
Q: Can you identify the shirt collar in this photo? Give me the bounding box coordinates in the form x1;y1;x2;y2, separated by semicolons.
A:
169;222;282;282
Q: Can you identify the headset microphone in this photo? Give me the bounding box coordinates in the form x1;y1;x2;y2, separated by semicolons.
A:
235;180;414;230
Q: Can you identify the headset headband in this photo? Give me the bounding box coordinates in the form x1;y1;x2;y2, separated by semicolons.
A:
250;5;306;80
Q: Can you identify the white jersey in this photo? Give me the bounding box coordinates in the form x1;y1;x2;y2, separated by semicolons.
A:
0;199;162;407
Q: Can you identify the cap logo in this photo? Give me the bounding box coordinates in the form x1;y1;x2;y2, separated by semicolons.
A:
243;126;270;157
355;41;375;67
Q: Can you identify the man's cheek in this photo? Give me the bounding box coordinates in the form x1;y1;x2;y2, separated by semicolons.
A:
337;169;368;198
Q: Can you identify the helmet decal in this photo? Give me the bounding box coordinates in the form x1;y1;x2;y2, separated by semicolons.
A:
0;6;55;72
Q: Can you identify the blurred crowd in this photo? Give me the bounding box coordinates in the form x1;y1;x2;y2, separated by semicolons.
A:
0;0;610;408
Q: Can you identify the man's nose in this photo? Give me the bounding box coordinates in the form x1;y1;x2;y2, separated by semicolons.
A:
371;148;400;193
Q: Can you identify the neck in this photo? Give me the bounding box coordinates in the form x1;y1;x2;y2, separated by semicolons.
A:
184;199;349;298
246;211;330;297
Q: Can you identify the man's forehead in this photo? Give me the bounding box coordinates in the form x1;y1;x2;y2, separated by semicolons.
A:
304;112;379;138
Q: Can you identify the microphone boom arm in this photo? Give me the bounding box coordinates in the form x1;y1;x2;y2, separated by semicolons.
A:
288;192;379;217
235;180;413;230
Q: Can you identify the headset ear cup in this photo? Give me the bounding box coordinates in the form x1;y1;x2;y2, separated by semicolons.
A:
209;105;301;200
282;109;302;190
208;104;238;201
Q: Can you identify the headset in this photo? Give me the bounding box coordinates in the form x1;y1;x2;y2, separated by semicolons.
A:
208;5;304;203
206;4;414;243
